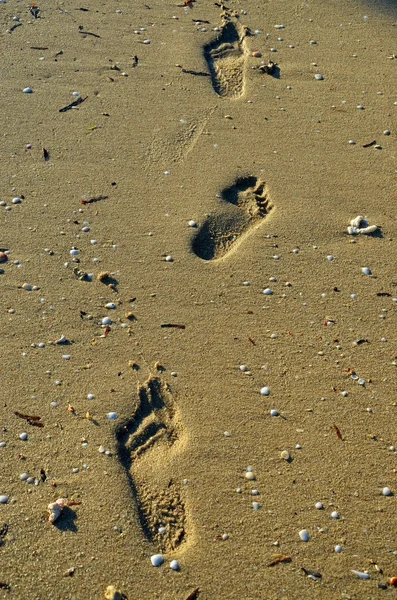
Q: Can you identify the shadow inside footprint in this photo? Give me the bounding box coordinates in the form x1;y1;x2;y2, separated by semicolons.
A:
116;377;187;552
204;21;247;98
192;176;273;261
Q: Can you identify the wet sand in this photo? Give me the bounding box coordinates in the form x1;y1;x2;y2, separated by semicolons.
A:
1;0;396;598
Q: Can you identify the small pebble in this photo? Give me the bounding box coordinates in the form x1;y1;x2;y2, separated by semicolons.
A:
260;386;270;396
245;471;255;480
23;87;33;93
252;502;260;510
239;365;249;372
382;487;393;496
280;450;290;461
165;255;173;262
105;303;116;309
335;545;343;553
19;432;28;441
20;473;29;481
299;529;310;542
270;409;279;417
150;554;164;567
108;412;118;420
361;267;371;275
331;511;340;519
188;220;197;227
87;393;95;400
70;248;79;256
169;560;180;571
327;255;334;261
102;317;112;326
263;288;273;295
314;74;324;80
0;495;9;504
315;502;324;509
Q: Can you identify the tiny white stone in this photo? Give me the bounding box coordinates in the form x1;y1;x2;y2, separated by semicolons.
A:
270;409;279;416
295;443;302;449
19;432;28;441
81;226;90;232
260;386;270;396
245;471;255;480
239;365;249;372
23;87;33;93
0;442;6;447
98;445;106;453
351;293;357;299
20;473;29;481
87;393;95;400
348;139;356;145
102;317;112;326
382;487;392;496
314;74;324;80
251;489;259;495
105;302;116;309
361;267;371;275
169;560;180;571
335;545;343;553
263;288;273;295
315;502;324;510
150;554;164;567
252;502;260;510
188;220;197;227
158;526;167;534
358;378;365;386
165;255;173;262
70;248;79;256
331;511;339;519
12;197;21;204
108;412;118;420
224;431;231;437
327;255;334;261
143;39;151;44
0;495;9;504
299;529;310;542
356;105;364;110
242;281;250;286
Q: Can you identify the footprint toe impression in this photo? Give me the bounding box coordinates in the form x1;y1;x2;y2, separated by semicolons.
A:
116;376;188;553
192;176;273;261
204;21;248;98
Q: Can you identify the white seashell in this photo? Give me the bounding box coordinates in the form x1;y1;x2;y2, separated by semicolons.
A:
245;471;255;480
331;511;340;519
105;303;116;309
102;317;112;326
169;560;180;571
280;450;290;461
0;495;9;504
263;288;273;295
361;267;371;275
23;87;33;93
48;498;66;523
107;412;118;420
335;545;343;553
252;502;260;510
350;215;364;228
150;554;164;567
314;74;323;80
382;487;392;496
299;529;310;542
358;224;377;234
351;570;370;579
270;409;279;416
260;386;270;396
315;502;324;510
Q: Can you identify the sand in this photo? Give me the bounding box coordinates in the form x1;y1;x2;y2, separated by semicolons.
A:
1;0;396;598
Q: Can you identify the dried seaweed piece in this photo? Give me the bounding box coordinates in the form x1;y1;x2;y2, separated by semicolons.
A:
333;424;343;441
81;194;108;205
59;96;87;113
267;554;292;567
14;411;44;427
185;589;200;600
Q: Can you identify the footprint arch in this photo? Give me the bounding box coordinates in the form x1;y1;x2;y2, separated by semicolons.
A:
116;376;189;553
192;176;273;261
204;21;248;98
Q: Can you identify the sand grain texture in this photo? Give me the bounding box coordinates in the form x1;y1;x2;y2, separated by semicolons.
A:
1;0;396;598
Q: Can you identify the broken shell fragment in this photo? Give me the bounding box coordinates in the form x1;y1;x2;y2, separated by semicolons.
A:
104;585;124;600
351;570;370;580
48;498;66;523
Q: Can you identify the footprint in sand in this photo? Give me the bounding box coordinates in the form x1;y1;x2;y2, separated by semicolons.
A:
204;21;248;98
192;176;273;261
116;376;188;553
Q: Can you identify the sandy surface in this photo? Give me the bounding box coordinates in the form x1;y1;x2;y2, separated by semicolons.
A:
1;0;396;598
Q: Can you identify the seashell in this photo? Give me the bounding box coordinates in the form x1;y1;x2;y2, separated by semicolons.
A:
48;498;66;523
260;386;270;396
358;224;377;234
0;495;9;504
361;267;371;275
150;554;164;567
299;529;310;542
351;570;370;579
169;560;180;571
280;450;290;461
382;487;392;496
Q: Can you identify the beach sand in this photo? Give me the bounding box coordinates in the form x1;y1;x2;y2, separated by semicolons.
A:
1;0;396;598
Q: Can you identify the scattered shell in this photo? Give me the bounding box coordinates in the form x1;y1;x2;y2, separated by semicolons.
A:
335;545;343;553
382;487;393;496
314;74;324;80
48;498;66;523
280;450;290;461
252;502;260;510
270;409;279;416
165;255;173;262
331;511;340;519
188;220;197;227
150;554;164;567
315;502;324;510
245;471;255;480
260;386;270;396
361;267;372;275
108;412;118;420
263;288;273;295
102;317;112;326
19;432;28;441
0;495;9;504
169;560;180;571
104;585;124;600
23;87;33;93
299;529;310;542
351;570;370;580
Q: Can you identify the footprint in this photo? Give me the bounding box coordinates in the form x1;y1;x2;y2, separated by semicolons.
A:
204;21;248;98
116;376;188;553
192;176;273;261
